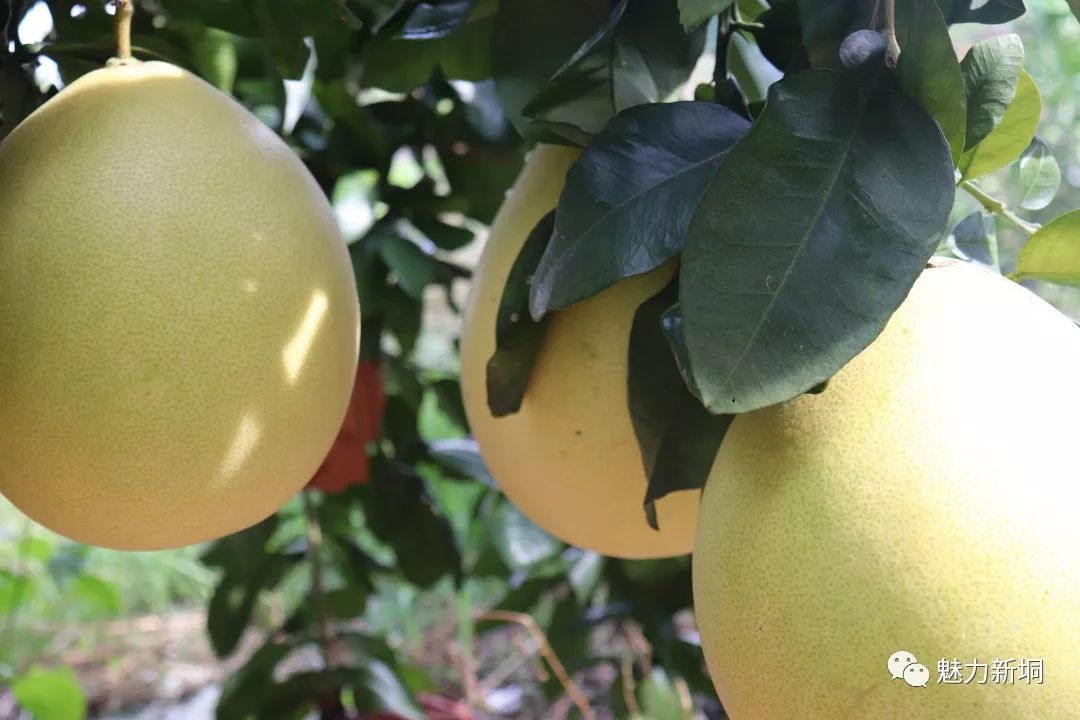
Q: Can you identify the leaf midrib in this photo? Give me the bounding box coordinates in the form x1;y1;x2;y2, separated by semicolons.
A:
715;92;868;403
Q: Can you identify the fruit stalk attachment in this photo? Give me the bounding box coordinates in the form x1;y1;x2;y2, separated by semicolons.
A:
113;0;134;61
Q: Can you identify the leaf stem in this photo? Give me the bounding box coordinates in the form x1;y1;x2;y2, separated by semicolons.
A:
712;6;736;93
113;0;134;61
960;180;1041;236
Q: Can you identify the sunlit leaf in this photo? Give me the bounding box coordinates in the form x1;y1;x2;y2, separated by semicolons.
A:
959;70;1040;180
1015;209;1080;286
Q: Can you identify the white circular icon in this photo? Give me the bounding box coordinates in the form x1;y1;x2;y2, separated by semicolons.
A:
888;650;918;680
904;663;931;687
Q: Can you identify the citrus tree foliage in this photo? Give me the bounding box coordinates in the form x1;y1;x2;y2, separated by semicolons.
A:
1;0;1078;718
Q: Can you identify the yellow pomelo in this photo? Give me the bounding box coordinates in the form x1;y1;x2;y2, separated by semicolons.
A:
0;61;359;550
693;262;1080;719
460;144;699;559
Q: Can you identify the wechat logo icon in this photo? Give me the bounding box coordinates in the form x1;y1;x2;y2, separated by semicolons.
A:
889;650;929;687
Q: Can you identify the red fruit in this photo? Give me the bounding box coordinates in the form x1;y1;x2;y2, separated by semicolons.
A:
307;360;385;493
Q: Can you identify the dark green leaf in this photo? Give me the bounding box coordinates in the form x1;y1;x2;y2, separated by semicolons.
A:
493;0;611;132
12;667;86;720
358;468;461;587
948;211;999;271
485;211;555;417
530;101;749;317
959;69;1040;180
896;0;967;162
346;661;426;720
427;438;494;485
678;0;734;30
363;12;493;91
216;637;298;720
1069;0;1080;24
1016;137;1061;211
388;0;482;39
324;584;371;619
1015;209;1080;286
681;70;954;413
960;34;1024;150
413;215;475;250
945;0;1025;24
752;5;810;73
378;232;439;300
795;0;867;67
629;281;731;516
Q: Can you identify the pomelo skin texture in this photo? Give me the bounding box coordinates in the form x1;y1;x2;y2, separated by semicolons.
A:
693;262;1080;719
0;61;360;550
460;144;699;559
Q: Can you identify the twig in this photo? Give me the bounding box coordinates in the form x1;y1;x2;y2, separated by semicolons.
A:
477;611;596;720
961;180;1041;236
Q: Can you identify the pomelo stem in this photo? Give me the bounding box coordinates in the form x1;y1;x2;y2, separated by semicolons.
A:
114;0;134;61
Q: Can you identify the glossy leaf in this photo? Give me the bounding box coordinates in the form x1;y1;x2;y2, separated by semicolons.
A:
959;70;1040;180
948;211;1000;271
681;70;955;413
390;0;482;39
530;101;750;317
896;0;966;162
12;667;86;720
1015;209;1080;286
1016;137;1061;211
486;211;555;417
629;281;731;516
960;34;1024;150
678;0;734;30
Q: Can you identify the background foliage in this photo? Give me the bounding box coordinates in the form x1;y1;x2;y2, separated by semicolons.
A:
1;0;1079;718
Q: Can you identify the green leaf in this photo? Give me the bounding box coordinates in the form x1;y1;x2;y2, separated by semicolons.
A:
752;5;810;73
1015;209;1080;286
1069;0;1080;23
896;0;967;163
215;637;297;720
363;11;493;92
357;468;461;587
960;34;1024;150
485;211;555;417
70;575;122;617
948;212;1000;271
796;0;861;67
12;667;86;720
629;281;731;518
377;232;439;300
498;0;704;138
324;584;371;619
413;216;475;250
0;569;31;614
959;70;1040;180
1016;137;1061;211
202;518;295;657
490;500;564;569
17;536;53;563
678;0;735;30
681;70;955;413
529;102;749;317
637;668;687;720
385;0;483;39
493;0;612;132
944;0;1025;24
